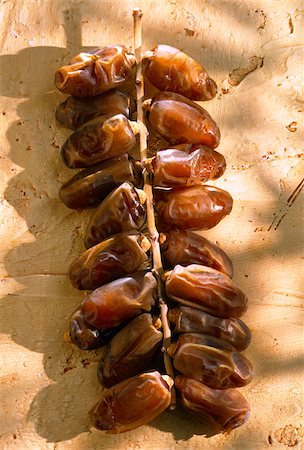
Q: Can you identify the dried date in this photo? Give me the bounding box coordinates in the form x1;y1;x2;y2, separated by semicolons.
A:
175;375;250;433
85;182;146;248
164;264;248;318
69;232;150;290
55;45;135;97
81;271;157;329
144;44;217;100
90;371;172;433
61;114;138;168
55;89;130;130
98;313;162;387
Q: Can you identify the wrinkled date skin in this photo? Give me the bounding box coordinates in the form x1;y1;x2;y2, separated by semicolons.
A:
90;371;172;433
55;45;136;97
165;264;248;318
169;306;251;351
98;314;163;387
81;272;157;329
85;182;146;248
69;232;150;290
145;92;220;148
144;45;217;101
150;146;226;188
161;230;233;278
69;307;119;350
169;333;253;389
61;114;137;168
154;185;233;231
175;375;250;433
59;154;139;209
55;89;130;130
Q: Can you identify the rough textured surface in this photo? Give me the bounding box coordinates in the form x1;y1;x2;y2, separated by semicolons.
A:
0;0;303;449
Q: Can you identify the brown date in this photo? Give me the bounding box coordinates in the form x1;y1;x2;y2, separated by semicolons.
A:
161;230;233;278
148;146;226;188
55;45;136;97
85;182;146;248
98;313;162;387
168;333;253;389
61;114;138;168
175;375;250;433
55;89;130;130
69;232;150;290
144;44;217;100
144;92;220;148
165;264;248;318
81;272;157;329
59;154;139;209
154;185;233;231
169;306;251;351
90;371;172;433
69;307;119;350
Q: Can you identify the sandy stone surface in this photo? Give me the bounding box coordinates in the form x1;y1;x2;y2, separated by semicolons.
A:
0;1;303;449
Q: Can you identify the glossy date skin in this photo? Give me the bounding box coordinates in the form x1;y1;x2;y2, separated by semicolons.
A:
165;264;248;318
69;307;119;350
161;230;233;278
98;314;163;387
144;92;220;148
69;232;150;290
90;371;172;433
154;185;233;231
149;146;226;188
55;45;136;97
61;114;137;168
59;154;138;209
169;333;253;389
175;375;250;433
55;89;130;130
81;272;157;329
144;45;217;100
85;182;146;248
169;306;251;351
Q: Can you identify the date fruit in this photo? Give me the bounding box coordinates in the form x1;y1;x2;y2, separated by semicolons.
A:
154;185;233;231
144;44;217;100
61;114;138;168
169;306;251;351
90;371;172;433
98;313;162;387
69;232;150;290
144;92;220;148
175;375;250;433
169;333;253;389
59;154;139;209
85;182;146;248
164;264;248;318
149;146;226;187
161;230;233;278
55;89;130;130
55;45;136;97
81;272;157;329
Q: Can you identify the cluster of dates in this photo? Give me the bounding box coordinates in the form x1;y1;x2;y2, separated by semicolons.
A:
54;43;253;434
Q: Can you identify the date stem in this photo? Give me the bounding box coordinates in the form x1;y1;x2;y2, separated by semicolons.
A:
132;8;175;407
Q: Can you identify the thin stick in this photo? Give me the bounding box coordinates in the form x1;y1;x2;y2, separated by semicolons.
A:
132;8;176;407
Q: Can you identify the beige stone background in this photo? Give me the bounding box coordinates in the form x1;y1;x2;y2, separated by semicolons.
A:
0;0;303;449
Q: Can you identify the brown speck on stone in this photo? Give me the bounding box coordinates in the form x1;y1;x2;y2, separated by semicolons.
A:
286;121;297;132
26;145;32;151
228;56;264;86
288;15;294;33
268;434;273;444
274;424;299;447
221;88;229;94
184;28;195;36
